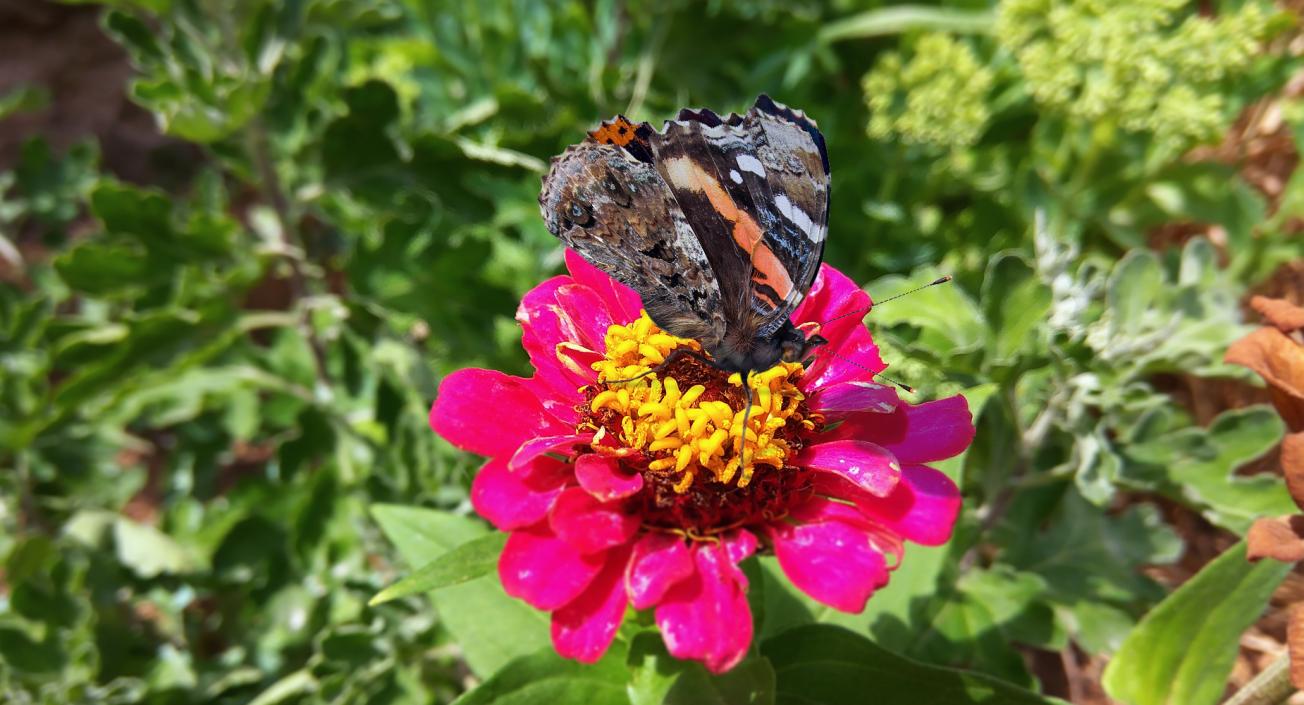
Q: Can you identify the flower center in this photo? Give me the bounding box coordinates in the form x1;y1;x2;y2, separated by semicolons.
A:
576;312;821;535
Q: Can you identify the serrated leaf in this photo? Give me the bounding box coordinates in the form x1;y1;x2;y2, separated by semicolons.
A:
1102;542;1289;705
1000;491;1181;651
1121;406;1290;533
627;631;776;705
369;531;507;605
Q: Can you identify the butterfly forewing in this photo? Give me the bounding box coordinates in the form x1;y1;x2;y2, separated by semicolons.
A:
539;139;727;347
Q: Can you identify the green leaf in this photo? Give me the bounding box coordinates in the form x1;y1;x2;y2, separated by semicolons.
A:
665;656;775;705
1000;491;1181;653
1106;250;1164;340
1120;406;1290;533
980;252;1052;365
247;670;318;705
370;504;549;676
869;268;987;356
1102;542;1290;705
54;242;153;295
819;6;995;43
453;644;630;705
627;632;686;705
0;84;50;120
905;567;1049;687
627;631;776;705
762;625;1057;705
90;181;233;259
369;531;507;605
113;518;196;578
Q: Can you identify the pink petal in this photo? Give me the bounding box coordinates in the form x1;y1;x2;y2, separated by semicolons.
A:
793;264;871;338
555;343;606;383
654;542;753;674
566;250;642;323
794;265;881;385
471;458;568;531
719;528;758;565
556;283;616;351
575;454;644;501
549;488;640;554
824;394;974;465
551;546;631;664
626;533;694;610
809;380;899;418
499;525;607;610
430;369;569;458
511;433;593;471
853;464;961;546
797;440;901;498
517;277;593;397
767;498;890;613
804;326;887;391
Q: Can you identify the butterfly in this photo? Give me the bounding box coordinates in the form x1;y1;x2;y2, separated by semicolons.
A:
538;94;831;377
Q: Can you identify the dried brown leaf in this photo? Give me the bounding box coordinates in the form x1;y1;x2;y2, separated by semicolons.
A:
1252;296;1304;333
1247;515;1304;562
1226;328;1304;430
1286;433;1304;511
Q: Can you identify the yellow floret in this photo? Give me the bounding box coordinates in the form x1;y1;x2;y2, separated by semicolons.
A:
585;311;810;493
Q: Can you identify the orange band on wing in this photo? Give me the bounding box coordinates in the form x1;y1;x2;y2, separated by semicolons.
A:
695;173;794;307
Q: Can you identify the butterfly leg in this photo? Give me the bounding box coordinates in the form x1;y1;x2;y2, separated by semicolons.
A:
738;369;753;482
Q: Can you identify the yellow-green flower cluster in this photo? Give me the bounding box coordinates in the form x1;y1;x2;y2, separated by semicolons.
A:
863;34;995;150
997;0;1274;152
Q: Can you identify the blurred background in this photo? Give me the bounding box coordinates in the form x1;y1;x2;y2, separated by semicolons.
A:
0;0;1301;703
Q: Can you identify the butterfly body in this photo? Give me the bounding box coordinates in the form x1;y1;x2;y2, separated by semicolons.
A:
539;95;830;375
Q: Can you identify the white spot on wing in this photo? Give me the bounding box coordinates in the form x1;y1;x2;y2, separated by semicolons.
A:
730;169;743;184
736;154;765;177
774;194;816;239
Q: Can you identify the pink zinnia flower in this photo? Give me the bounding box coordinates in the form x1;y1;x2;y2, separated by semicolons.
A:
431;252;974;673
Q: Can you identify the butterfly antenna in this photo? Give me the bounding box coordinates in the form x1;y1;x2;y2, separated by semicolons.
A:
874;275;952;307
813;347;914;393
819;275;953;328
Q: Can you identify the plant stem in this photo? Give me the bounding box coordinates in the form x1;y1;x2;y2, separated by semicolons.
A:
247;119;331;386
1226;653;1295;705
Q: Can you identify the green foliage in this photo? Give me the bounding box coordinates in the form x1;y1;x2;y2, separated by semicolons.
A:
369;532;508;606
762;625;1058;705
864;34;994;149
2;0;1301;702
997;0;1275;155
1103;542;1291;705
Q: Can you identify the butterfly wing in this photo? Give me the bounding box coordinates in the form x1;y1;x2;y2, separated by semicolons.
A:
645;96;830;357
743;95;830;332
539;124;727;348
